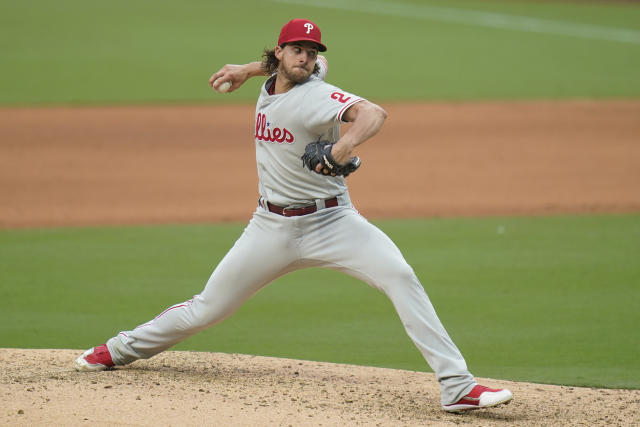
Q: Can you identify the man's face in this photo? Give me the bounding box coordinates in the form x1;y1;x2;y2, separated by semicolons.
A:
275;42;319;84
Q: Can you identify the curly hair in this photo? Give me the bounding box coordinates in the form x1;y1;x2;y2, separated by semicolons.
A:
261;46;320;76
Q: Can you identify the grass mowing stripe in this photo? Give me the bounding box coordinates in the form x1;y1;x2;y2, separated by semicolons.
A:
1;214;639;388
2;0;639;103
274;0;640;44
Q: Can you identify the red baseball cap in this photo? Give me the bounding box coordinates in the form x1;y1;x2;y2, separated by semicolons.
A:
277;19;327;52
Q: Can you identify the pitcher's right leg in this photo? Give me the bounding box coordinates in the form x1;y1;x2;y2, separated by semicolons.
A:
299;207;476;405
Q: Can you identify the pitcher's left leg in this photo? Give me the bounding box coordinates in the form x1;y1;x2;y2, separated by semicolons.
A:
106;210;299;365
301;208;475;405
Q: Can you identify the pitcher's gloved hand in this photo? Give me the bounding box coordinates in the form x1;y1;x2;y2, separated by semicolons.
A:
301;141;361;177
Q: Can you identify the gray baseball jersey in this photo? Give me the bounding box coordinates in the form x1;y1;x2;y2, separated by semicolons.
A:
255;73;362;206
105;71;477;406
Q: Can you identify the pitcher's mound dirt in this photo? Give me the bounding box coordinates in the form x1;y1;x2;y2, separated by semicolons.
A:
2;349;638;426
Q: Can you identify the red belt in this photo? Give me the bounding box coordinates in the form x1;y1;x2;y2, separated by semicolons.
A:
267;197;338;217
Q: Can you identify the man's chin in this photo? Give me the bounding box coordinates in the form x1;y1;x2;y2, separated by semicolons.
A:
293;69;311;79
280;67;313;84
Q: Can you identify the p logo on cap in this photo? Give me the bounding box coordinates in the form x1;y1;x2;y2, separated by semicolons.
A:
278;19;327;52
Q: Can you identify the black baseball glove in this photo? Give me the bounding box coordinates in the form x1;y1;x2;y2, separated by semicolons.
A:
301;141;361;177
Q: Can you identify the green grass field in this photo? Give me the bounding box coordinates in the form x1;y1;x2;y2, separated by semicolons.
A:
1;0;640;105
1;215;639;388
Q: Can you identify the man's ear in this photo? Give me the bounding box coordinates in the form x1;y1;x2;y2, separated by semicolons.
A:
274;45;284;60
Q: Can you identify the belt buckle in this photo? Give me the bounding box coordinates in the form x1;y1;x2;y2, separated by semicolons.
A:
281;206;293;216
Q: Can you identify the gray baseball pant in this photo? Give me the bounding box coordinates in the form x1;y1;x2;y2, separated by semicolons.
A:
107;198;476;405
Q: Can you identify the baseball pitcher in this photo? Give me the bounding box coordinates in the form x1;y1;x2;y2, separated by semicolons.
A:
75;18;513;413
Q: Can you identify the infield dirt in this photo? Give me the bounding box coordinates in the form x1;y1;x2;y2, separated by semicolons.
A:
1;101;639;425
1;101;639;227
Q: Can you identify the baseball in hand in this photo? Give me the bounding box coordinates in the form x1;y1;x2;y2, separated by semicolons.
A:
214;79;232;93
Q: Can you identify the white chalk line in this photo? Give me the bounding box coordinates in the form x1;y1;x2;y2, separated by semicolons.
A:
273;0;640;45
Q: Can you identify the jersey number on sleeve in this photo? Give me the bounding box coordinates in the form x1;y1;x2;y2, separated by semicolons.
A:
331;92;351;104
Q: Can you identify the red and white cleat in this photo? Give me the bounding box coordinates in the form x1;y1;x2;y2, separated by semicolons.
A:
443;385;513;412
74;344;115;372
